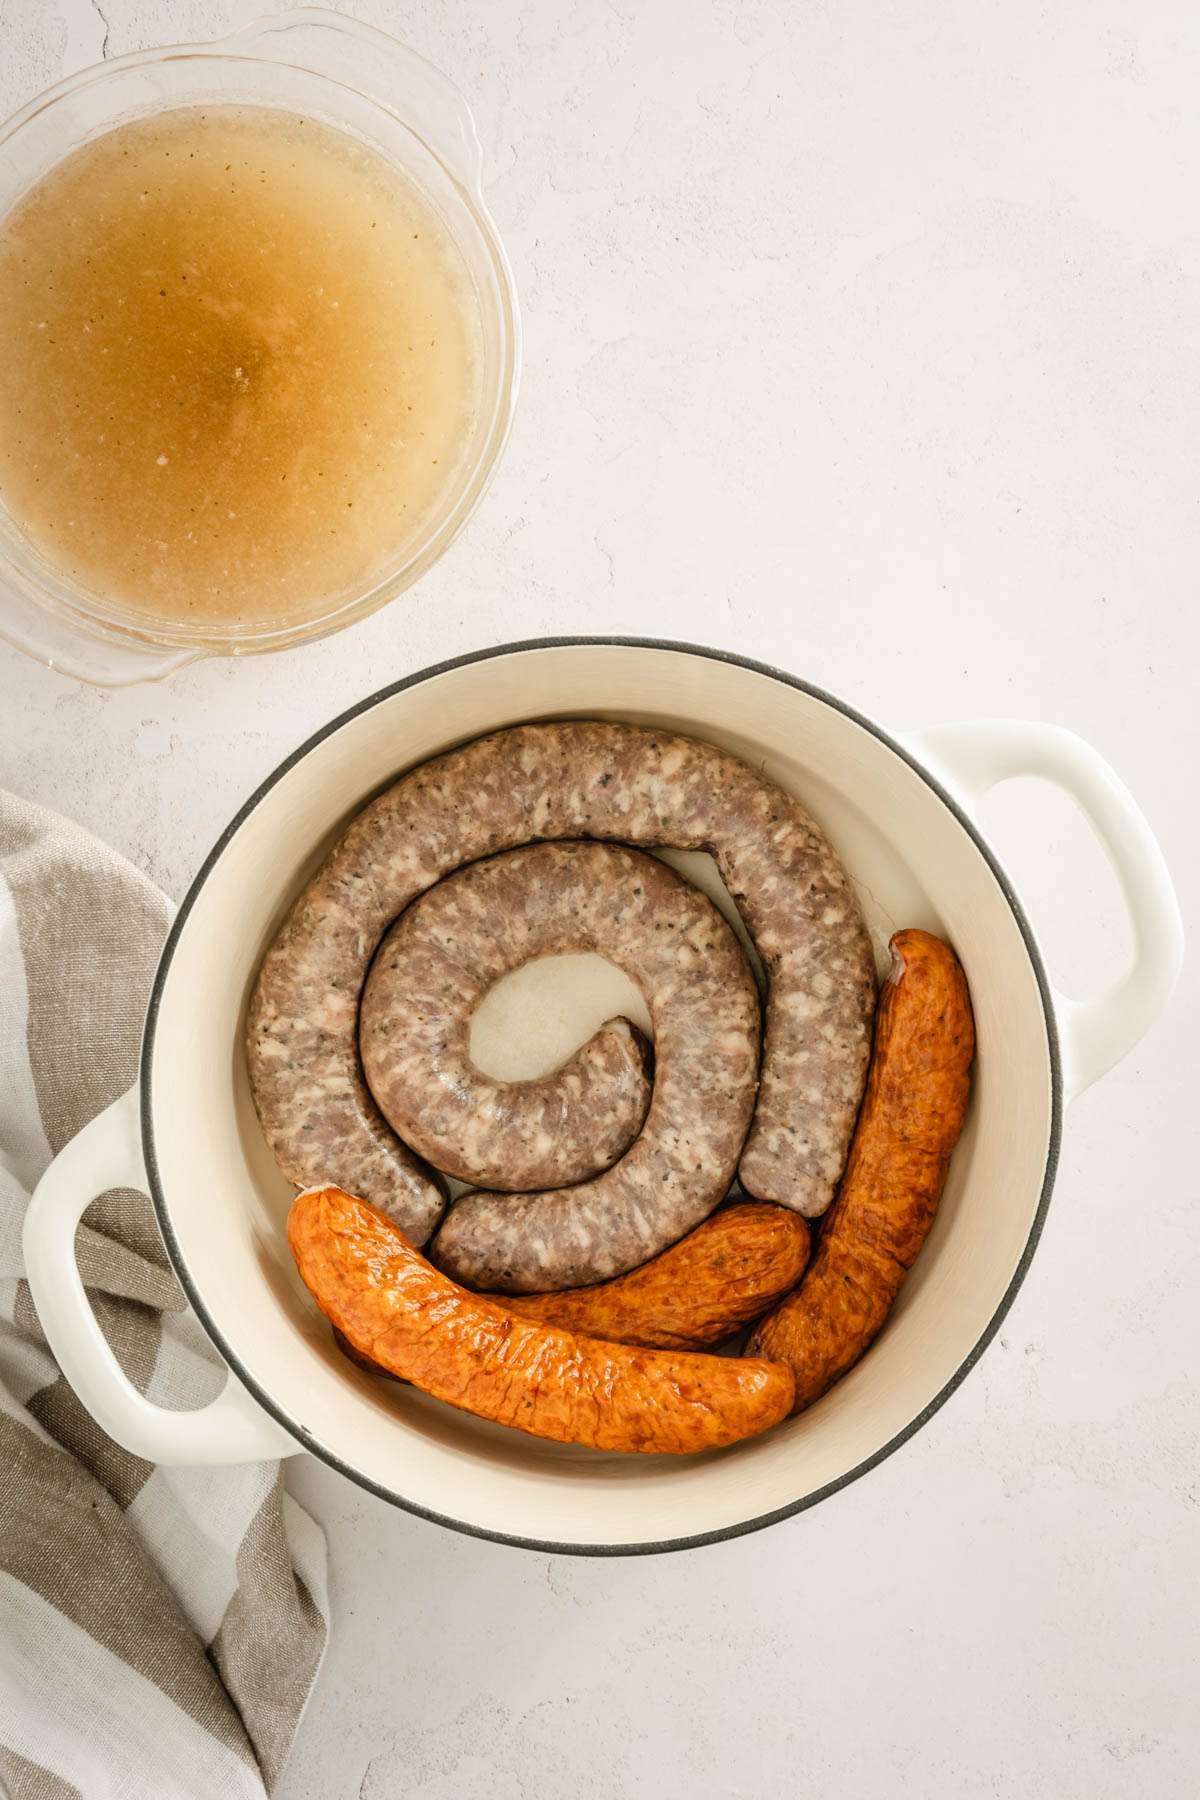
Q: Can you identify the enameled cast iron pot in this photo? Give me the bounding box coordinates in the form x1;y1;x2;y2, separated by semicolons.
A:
23;640;1183;1554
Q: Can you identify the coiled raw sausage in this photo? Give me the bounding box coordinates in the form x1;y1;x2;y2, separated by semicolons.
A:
367;841;759;1289
247;722;876;1253
360;844;665;1194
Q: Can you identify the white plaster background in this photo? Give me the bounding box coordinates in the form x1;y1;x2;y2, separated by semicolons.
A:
1;1;1197;1794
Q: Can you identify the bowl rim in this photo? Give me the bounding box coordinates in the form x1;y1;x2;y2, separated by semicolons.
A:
140;635;1064;1555
0;25;522;662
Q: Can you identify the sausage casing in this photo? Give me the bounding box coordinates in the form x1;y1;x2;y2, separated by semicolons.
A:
361;841;746;1208
290;1186;795;1454
747;929;974;1411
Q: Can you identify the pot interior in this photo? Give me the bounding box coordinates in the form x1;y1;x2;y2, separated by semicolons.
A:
146;643;1055;1548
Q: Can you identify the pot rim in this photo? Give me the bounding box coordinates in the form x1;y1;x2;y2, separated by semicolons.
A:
141;636;1063;1555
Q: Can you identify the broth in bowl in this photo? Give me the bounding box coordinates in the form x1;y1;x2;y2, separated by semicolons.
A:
0;104;481;631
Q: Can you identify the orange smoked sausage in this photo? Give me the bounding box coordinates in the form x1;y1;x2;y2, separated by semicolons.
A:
337;1202;811;1369
497;1203;811;1350
290;1187;795;1454
748;930;974;1412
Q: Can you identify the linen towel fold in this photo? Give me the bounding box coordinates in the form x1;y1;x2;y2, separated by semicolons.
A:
0;791;327;1800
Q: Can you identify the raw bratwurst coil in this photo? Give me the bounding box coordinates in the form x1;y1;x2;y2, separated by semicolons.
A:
372;1005;651;1194
290;1187;796;1455
247;722;876;1250
747;929;974;1412
360;844;665;1194
364;841;760;1291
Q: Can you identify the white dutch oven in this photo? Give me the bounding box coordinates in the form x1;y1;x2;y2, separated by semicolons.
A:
23;640;1183;1553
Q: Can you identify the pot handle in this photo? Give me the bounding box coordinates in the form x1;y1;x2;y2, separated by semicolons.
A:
902;720;1183;1103
22;1087;299;1464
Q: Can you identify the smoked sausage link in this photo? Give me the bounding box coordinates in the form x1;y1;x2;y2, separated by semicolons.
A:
337;1202;811;1366
747;930;974;1411
290;1187;796;1454
498;1203;811;1348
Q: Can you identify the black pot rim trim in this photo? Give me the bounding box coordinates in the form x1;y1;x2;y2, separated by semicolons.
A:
141;635;1063;1558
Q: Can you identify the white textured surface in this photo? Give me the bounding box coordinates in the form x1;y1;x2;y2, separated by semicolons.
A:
2;3;1197;1796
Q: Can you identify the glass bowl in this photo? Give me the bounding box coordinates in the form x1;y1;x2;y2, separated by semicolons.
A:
0;8;520;684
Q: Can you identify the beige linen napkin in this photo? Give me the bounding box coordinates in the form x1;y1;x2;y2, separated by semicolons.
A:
0;790;327;1799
